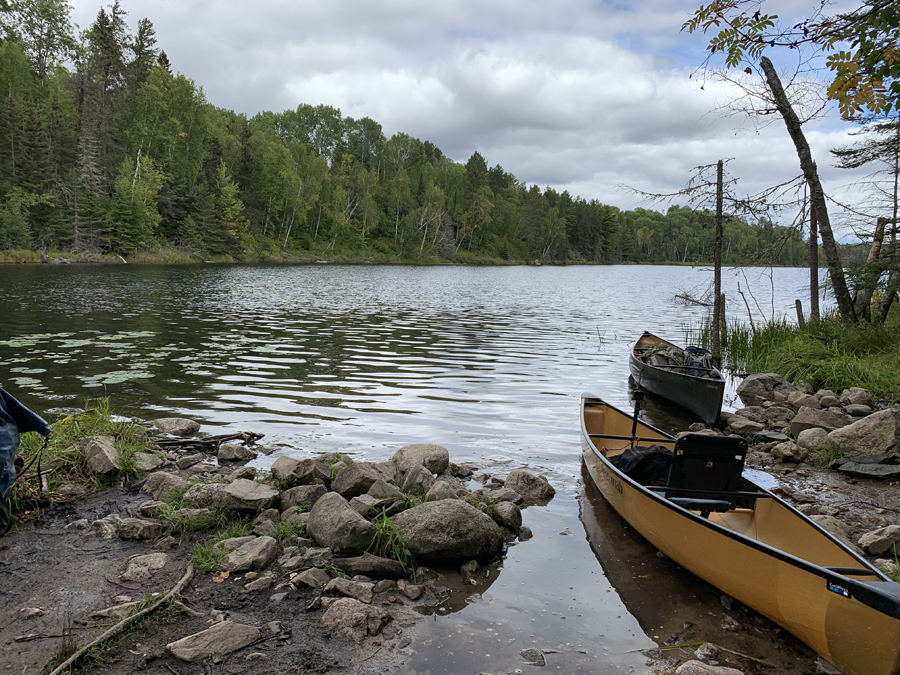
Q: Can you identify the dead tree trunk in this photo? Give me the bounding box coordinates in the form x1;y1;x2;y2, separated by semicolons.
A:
760;56;856;324
809;194;820;320
712;159;723;356
853;217;887;320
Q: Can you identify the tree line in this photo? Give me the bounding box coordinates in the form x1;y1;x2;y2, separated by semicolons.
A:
0;0;812;265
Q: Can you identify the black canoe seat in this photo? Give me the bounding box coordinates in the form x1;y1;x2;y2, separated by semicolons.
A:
665;433;748;517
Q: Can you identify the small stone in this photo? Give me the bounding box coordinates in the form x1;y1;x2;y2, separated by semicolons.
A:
218;443;257;461
19;607;44;618
720;615;739;632
154;418;201;437
166;621;259;662
133;452;164;472
520;648;546;666
176;453;204;470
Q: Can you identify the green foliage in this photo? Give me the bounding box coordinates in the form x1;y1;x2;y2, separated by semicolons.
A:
367;510;416;572
156;503;222;535
692;311;900;398
189;540;224;574
466;494;499;516
275;519;306;542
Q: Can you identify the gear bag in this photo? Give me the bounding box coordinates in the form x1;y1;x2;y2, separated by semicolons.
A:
0;387;50;498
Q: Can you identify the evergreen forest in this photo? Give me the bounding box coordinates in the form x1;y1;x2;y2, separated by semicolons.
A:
0;0;813;265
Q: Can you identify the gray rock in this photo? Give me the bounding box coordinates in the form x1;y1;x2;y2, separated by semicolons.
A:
221;536;278;572
213;536;257;555
796;427;829;451
280;484;328;513
166;621;260;662
117;517;163;540
727;416;765;437
323;577;374;603
816;657;843;675
733;406;765;423
751;430;789;444
791;406;850;437
270;456;331;487
876;559;900;577
787;391;820;410
176;453;204;470
858;525;900;556
137;500;165;517
810;515;857;549
132;452;164;472
397;578;424;599
504;470;555;500
282;546;332;571
121;553;168;582
838;463;900;479
281;509;310;528
492;501;523;532
674;661;744;675
182;479;278;510
392;443;450;475
142;472;188;500
815;389;838;401
518;525;533;540
771;441;808;463
520;648;546;666
349;494;382;515
294;567;332;588
401;464;436;495
229;465;257;482
252;509;280;536
819;395;841;408
218;443;257;461
424;481;458;502
695;643;718;660
320;598;391;644
392;499;504;562
840;387;872;407
307;492;376;556
154;418;201;437
82;436;122;475
736;373;797;407
845;404;874;416
244;575;275;592
764;406;794;425
331;462;384;499
828;408;900;457
367;479;404;501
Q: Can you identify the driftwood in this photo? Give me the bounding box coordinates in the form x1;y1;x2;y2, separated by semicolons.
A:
152;432;263;454
332;553;408;579
47;564;195;675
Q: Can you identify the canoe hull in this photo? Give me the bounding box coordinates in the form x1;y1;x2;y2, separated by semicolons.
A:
581;395;900;675
629;332;725;425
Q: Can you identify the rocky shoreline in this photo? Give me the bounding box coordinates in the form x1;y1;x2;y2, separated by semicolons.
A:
1;418;557;675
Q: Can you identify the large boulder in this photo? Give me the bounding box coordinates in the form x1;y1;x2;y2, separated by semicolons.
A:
331;462;384;500
392;443;449;476
790;407;850;437
504;470;555;500
796;427;829;451
307;492;376;556
391;500;504;562
154;418;200;437
166;621;260;662
280;484;328;513
270;456;331;487
736;373;797;407
401;464;435;495
827;408;900;458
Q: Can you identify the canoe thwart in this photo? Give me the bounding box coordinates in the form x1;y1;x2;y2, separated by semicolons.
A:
669;496;731;515
647;486;774;499
588;432;673;444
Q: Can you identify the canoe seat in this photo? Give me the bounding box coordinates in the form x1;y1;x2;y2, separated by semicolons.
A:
666;433;748;516
668;497;731;513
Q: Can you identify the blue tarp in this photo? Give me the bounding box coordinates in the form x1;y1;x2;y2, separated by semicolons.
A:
0;387;50;498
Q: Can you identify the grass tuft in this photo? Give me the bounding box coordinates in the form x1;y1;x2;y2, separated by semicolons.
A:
367;509;416;573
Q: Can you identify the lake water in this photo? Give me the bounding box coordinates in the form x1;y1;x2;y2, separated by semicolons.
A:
0;263;825;674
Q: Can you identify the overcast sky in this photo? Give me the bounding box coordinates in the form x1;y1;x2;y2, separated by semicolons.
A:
70;0;874;236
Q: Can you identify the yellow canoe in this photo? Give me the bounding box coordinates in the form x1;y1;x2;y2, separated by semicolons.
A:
581;393;900;675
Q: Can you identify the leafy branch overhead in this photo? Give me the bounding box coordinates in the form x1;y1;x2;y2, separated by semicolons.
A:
684;0;900;116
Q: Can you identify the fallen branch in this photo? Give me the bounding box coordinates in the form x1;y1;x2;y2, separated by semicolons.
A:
48;564;194;675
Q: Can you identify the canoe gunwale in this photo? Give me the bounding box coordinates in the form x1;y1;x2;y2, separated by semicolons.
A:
580;394;900;621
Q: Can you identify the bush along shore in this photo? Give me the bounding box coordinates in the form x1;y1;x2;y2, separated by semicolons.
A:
702;373;900;580
1;406;555;675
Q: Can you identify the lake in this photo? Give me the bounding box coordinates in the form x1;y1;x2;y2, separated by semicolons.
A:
0;263;825;673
